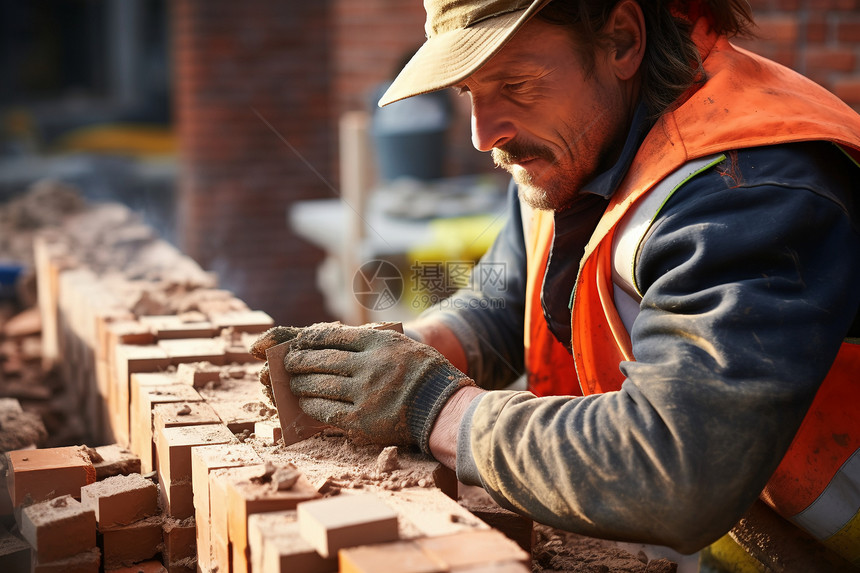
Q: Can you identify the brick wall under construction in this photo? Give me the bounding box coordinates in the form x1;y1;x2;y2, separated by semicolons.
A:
3;186;625;573
0;183;677;573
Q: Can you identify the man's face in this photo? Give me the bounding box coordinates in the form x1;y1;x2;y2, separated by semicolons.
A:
456;17;633;211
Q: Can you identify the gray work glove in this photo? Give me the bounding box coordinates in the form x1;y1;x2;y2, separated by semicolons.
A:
250;325;302;406
284;323;475;453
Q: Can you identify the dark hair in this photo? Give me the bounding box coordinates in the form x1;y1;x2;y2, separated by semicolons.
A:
536;1;754;118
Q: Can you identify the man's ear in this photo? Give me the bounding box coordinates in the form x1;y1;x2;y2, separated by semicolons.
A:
606;0;646;81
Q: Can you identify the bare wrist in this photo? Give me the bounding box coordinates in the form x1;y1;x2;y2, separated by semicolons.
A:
428;385;485;469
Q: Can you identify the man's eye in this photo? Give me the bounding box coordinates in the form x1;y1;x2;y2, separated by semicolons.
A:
505;81;528;92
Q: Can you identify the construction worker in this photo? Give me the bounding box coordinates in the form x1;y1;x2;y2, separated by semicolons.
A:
254;0;860;569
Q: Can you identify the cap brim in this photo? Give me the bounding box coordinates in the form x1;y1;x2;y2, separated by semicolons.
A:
378;0;551;107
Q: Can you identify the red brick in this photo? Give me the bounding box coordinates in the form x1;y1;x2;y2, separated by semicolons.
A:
105;319;156;348
340;539;443;573
261;321;402;447
196;372;275;434
248;511;338;573
451;562;531;572
758;44;797;68
834;77;860;104
808;0;860;9
176;361;222;388
463;504;533;554
209;466;269;572
297;493;398;559
100;515;163;570
805;47;856;72
804;69;833;91
6;447;96;506
129;375;201;473
265;341;328;446
751;14;799;43
191;447;262;572
156;424;235;518
106;559;167;573
153;401;221;431
376;488;488;540
837;17;860;42
208;310;275;333
20;495;96;562
162;516;197;565
162;480;195;521
90;444;141;481
139;314;220;340
805;13;829;44
157;424;235;484
432;464;458;501
113;345;172;445
211;530;232;573
227;469;321;573
158;337;227;365
80;473;158;529
31;546;101;573
253;420;283;445
414;530;530;570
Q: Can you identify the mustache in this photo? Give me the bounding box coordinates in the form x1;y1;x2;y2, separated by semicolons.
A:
492;141;555;167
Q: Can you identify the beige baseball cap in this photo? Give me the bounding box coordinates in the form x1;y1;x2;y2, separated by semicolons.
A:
378;0;553;107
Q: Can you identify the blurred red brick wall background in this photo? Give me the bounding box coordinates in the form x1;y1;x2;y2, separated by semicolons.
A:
172;0;860;327
172;1;337;328
739;0;860;110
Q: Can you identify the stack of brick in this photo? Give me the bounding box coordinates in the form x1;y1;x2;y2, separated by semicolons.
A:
81;473;162;569
4;380;534;572
32;199;275;450
0;445;97;571
243;491;531;573
0;308;48;402
20;495;100;572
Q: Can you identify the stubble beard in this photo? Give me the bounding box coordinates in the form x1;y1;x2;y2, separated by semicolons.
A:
493;146;575;212
511;169;553;211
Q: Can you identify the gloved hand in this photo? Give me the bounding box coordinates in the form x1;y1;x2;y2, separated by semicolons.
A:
284;322;475;452
250;325;302;406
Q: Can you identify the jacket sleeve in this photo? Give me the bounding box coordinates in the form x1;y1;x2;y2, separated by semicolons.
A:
459;143;860;553
420;180;528;389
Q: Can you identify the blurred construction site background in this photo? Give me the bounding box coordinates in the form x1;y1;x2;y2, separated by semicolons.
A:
1;0;859;328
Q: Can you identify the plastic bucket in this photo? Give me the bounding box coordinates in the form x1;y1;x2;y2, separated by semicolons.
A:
371;129;447;182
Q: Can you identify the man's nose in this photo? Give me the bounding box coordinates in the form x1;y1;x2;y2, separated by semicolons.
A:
470;98;516;152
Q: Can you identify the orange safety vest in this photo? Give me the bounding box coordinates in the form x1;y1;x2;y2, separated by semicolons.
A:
523;19;860;564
